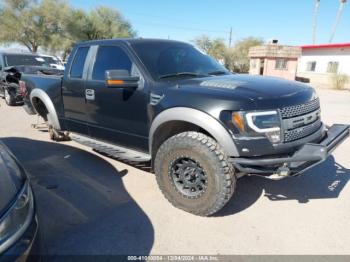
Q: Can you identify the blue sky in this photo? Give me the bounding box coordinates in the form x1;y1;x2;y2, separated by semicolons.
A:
71;0;350;46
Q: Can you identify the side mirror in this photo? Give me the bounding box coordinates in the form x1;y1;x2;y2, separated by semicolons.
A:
105;70;140;88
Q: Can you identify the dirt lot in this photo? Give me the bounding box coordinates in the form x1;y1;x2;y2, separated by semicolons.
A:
0;89;349;257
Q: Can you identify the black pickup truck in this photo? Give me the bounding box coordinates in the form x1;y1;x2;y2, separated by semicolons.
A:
21;39;349;216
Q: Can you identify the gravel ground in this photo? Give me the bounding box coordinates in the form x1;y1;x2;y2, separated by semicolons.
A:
0;89;349;257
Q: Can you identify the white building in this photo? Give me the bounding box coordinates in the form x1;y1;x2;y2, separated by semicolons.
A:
297;43;350;89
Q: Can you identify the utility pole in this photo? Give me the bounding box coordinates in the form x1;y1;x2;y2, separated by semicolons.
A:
312;0;321;44
228;27;233;47
329;0;347;43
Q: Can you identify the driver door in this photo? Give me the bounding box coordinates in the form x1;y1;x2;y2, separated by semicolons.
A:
84;45;149;152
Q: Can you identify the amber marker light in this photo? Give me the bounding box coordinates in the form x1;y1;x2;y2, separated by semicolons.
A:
232;112;245;132
107;79;125;85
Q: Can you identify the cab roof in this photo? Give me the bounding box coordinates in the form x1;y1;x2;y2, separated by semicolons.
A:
76;38;188;47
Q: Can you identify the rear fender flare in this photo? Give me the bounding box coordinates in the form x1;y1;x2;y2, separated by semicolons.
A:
30;88;61;130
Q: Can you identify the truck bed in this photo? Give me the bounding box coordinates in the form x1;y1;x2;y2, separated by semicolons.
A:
21;74;63;115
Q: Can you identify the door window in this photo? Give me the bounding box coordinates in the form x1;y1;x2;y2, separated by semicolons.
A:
92;46;134;81
70;47;89;79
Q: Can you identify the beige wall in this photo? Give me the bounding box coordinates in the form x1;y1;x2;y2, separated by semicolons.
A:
249;58;298;81
265;58;298;81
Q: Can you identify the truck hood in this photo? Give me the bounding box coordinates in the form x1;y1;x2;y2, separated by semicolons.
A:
176;74;317;109
0;142;26;216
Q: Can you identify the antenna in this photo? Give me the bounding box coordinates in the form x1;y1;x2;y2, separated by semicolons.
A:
329;0;347;43
312;0;321;44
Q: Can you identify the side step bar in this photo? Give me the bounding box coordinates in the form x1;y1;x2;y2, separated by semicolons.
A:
70;134;151;162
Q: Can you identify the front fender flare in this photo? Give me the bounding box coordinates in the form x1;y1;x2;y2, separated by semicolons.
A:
30;88;61;130
149;107;239;157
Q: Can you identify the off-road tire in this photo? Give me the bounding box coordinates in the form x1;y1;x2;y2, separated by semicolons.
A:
4;89;16;106
154;131;236;216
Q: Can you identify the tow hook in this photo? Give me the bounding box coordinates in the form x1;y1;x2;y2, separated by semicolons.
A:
264;164;290;180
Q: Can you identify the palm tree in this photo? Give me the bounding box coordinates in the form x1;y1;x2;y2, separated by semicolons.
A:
313;0;321;44
329;0;347;43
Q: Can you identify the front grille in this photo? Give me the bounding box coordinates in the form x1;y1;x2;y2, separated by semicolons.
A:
280;98;322;143
283;119;322;142
280;98;320;119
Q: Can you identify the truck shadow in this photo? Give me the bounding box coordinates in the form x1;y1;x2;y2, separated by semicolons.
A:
93;148;350;218
1;137;154;259
215;156;350;217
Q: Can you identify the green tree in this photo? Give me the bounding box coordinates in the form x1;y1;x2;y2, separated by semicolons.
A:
193;35;263;73
66;7;136;42
54;7;136;59
192;35;226;61
229;37;263;73
0;0;70;52
192;35;212;53
0;0;136;58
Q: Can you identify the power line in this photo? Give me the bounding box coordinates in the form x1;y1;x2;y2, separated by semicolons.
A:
121;9;230;35
329;0;347;43
132;20;230;34
122;9;222;28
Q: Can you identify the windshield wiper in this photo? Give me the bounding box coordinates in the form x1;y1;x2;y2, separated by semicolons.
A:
158;72;206;79
208;70;228;76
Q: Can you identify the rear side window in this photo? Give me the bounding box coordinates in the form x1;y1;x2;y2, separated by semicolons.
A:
70;47;89;79
92;46;132;81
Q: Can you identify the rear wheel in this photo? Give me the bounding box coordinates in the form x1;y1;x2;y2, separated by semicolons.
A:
33;98;69;142
154;131;236;216
4;89;16;106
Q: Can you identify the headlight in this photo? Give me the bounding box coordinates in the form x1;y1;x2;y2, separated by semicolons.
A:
230;110;282;143
245;111;280;132
0;182;34;253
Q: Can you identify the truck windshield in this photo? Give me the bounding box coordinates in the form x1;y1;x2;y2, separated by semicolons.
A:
4;54;49;67
131;41;229;80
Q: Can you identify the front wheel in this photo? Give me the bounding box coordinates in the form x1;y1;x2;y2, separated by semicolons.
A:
154;132;236;216
4;89;16;106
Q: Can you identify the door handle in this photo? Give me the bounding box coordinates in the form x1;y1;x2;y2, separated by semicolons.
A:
85;89;95;101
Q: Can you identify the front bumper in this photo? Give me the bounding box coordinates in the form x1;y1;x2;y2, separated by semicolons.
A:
230;124;349;179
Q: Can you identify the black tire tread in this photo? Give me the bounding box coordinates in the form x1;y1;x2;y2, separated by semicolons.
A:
154;131;235;216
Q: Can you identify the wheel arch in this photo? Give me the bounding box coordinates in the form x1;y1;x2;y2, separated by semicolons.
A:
149;107;239;159
30;88;61;130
